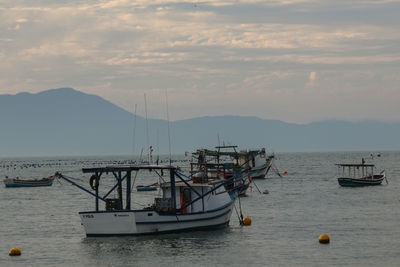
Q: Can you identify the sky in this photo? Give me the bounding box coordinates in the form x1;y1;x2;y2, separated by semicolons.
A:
1;0;399;124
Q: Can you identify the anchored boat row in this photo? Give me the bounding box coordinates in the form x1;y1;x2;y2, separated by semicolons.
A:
2;148;388;237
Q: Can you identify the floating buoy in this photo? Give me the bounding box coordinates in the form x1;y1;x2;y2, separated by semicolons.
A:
263;189;269;194
283;171;288;175
318;234;330;244
9;248;21;256
242;217;252;226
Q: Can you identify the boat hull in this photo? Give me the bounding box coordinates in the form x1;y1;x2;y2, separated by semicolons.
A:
136;187;157;191
337;176;384;187
79;202;233;236
250;165;268;179
249;156;274;179
4;177;54;187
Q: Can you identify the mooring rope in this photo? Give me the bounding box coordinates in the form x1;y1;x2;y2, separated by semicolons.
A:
238;196;244;224
233;202;243;225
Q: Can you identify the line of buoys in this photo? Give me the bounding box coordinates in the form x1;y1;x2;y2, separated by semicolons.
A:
242;216;252;226
318;234;330;244
9;247;21;256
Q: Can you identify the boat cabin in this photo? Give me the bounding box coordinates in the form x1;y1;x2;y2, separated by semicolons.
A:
159;178;230;214
236;148;266;169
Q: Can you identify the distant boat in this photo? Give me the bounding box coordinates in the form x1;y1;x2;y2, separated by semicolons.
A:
136;182;158;191
236;148;278;179
336;162;386;187
4;175;55;187
191;146;253;196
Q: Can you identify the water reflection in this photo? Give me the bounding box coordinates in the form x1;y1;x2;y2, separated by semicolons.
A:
79;228;234;265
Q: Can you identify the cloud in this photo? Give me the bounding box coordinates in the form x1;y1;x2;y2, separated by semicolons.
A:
15;18;28;23
309;71;316;81
20;42;93;59
1;0;400;123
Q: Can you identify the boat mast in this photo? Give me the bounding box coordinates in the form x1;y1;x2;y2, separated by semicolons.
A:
132;103;137;159
165;89;172;165
144;93;151;164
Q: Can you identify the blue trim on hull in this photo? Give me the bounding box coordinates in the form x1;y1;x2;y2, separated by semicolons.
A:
338;177;383;187
85;221;230;237
5;183;53;187
136;187;157;191
339;183;382;187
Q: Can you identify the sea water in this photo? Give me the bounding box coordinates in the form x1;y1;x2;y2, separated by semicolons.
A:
1;151;399;266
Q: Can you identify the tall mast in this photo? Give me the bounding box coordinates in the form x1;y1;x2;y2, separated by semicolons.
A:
165;89;172;165
132;103;137;158
144;93;151;164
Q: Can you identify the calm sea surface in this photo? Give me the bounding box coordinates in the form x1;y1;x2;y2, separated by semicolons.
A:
1;151;399;266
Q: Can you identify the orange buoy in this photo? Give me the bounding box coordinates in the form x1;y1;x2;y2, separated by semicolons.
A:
242;217;252;226
318;234;330;244
9;248;21;256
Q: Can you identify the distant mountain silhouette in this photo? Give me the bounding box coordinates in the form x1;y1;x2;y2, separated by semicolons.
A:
1;88;399;156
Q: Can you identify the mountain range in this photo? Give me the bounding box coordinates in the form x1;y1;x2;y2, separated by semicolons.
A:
1;88;399;157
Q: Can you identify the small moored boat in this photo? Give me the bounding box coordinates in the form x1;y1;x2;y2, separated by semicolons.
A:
336;161;386;187
3;175;55;187
136;182;158;191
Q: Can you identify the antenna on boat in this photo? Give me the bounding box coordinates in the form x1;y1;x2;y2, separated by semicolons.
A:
165;89;172;165
144;93;151;164
132;103;137;159
156;129;160;165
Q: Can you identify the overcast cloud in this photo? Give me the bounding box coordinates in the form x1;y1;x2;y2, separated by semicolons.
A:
1;0;399;123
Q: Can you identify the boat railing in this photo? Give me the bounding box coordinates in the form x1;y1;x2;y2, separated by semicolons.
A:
336;164;376;179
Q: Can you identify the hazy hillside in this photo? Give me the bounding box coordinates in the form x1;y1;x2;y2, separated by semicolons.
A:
1;88;399;156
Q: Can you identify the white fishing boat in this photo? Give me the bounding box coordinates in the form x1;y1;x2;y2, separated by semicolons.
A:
191;146;253;196
190;146;279;197
237;148;278;179
56;164;236;236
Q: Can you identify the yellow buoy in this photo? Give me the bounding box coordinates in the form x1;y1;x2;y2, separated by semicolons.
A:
263;189;269;194
242;217;252;226
318;234;330;244
9;248;21;256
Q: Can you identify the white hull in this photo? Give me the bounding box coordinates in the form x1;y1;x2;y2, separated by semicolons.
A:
250;164;268;179
80;201;233;236
250;155;274;179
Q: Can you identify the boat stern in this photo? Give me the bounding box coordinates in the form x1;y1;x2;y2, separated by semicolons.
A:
79;211;137;236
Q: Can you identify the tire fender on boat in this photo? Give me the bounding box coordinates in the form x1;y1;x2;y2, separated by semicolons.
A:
90;175;100;190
